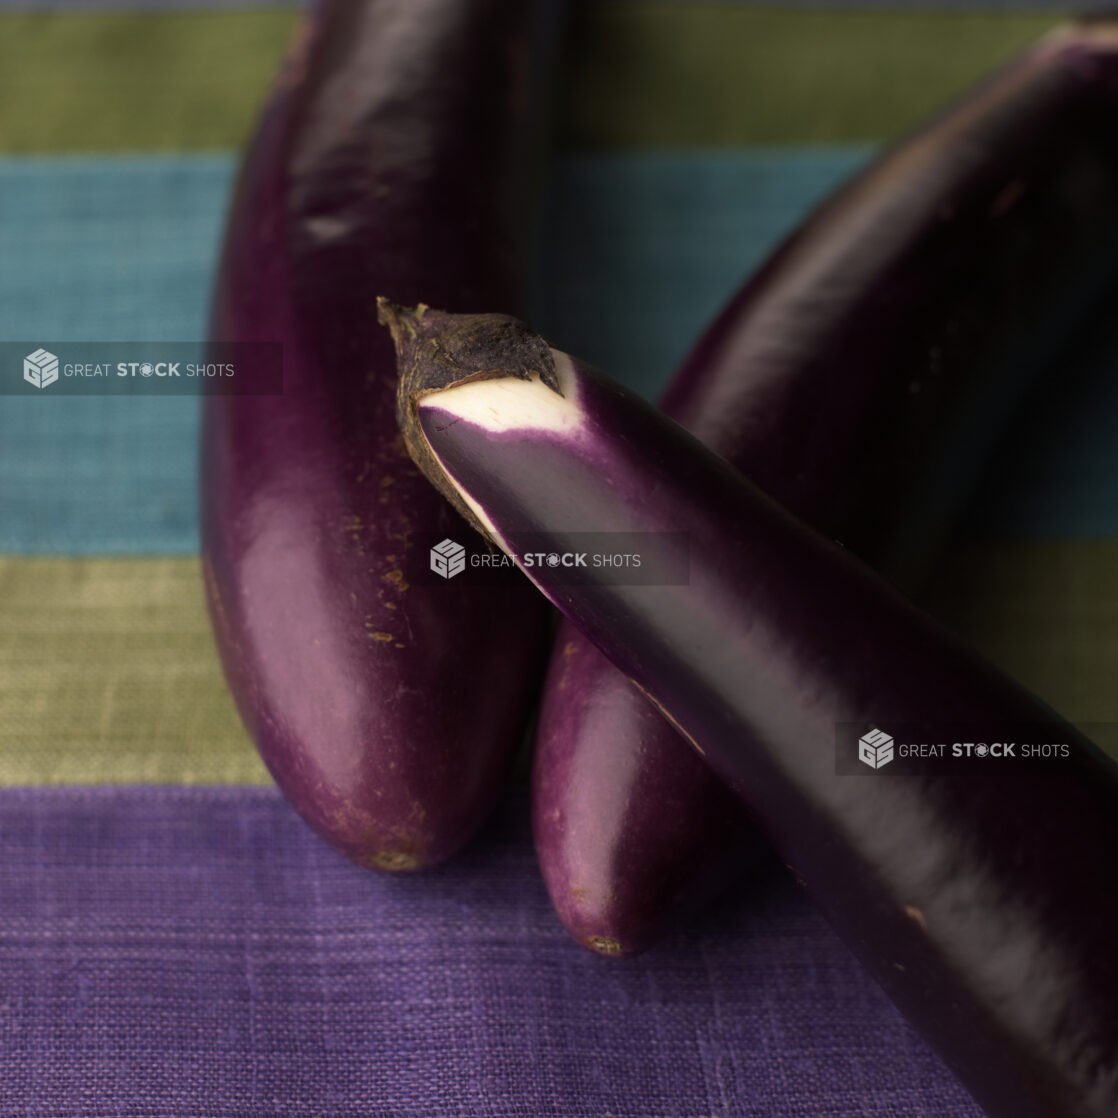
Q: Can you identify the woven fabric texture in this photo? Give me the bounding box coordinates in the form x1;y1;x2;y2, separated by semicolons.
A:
0;150;870;554
0;8;1063;152
0;155;226;554
0;557;263;783
0;2;1113;1115
0;785;983;1118
4;539;1117;786
561;5;1057;147
8;149;1117;555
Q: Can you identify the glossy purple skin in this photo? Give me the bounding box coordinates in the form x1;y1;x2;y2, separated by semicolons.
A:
534;637;755;955
411;344;1118;1118
201;0;560;871
533;22;1118;955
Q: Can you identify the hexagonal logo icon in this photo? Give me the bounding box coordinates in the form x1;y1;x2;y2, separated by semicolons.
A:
24;348;59;389
430;538;466;580
858;728;894;770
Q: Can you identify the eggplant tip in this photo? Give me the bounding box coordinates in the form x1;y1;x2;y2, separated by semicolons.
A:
361;848;424;873
586;935;626;957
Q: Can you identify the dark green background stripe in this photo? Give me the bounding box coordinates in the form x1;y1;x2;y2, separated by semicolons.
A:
561;5;1061;147
0;11;298;152
0;7;1065;152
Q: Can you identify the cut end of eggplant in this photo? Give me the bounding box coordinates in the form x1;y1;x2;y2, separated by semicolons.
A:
379;297;559;400
381;299;564;537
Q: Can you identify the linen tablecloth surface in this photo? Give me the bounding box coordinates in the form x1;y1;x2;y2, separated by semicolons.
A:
2;1;1116;1114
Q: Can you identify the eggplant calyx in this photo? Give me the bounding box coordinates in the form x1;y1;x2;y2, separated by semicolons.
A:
381;298;559;536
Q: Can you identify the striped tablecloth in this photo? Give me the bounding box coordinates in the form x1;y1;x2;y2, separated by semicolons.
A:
1;2;1115;1114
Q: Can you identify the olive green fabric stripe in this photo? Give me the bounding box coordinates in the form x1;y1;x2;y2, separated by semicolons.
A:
0;556;267;784
2;546;1116;784
0;11;298;153
0;7;1063;153
561;5;1061;147
925;540;1118;761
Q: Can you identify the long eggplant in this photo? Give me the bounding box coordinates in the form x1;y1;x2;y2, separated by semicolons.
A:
202;0;561;870
386;301;1118;1118
533;19;1118;955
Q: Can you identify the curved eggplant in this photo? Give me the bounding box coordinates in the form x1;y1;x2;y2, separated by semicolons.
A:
533;20;1118;954
202;0;561;871
388;303;1118;1118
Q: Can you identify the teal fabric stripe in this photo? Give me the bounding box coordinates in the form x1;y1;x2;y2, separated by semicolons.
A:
962;308;1118;538
0;395;201;552
0;155;230;342
0;156;231;554
1;150;1117;554
539;148;872;393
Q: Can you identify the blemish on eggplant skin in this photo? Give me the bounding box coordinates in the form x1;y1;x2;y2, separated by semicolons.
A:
384;568;409;592
369;631;395;642
904;904;928;931
304;215;353;243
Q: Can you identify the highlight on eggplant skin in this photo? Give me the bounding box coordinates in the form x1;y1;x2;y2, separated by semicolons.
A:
531;17;1118;957
388;305;1118;1118
201;0;562;872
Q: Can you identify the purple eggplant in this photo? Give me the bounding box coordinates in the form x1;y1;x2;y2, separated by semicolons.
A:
386;302;1118;1118
201;0;562;871
533;20;1118;956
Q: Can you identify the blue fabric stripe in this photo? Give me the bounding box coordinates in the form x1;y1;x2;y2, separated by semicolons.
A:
539;147;872;394
1;150;1116;554
0;155;231;343
0;156;230;554
962;310;1118;538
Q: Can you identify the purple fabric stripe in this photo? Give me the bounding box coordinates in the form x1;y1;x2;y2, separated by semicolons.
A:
0;785;980;1117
